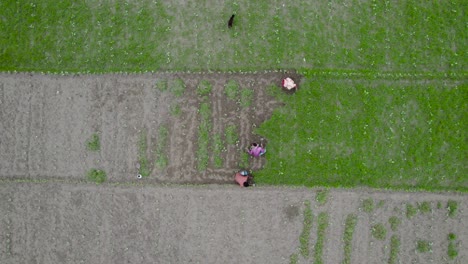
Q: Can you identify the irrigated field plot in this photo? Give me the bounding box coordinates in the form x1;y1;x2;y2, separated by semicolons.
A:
0;182;466;263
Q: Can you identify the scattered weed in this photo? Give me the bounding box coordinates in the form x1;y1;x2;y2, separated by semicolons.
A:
418;201;431;214
299;200;313;258
170;104;182;116
406;204;417;219
314;212;329;264
416;240;431;253
437;201;442;209
342;214;358;264
197;80;212;96
315;189;329;206
224;80;239;101
371;223;387;241
447;200;458;218
388;235;400;264
86;169;107;184
86;133;100;151
389;216;400;232
377;200;385;208
362;198;374;213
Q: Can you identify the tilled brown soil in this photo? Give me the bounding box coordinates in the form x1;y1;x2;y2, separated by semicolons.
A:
0;72;299;184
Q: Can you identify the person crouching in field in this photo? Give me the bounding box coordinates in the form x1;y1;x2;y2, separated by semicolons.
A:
247;143;266;157
235;170;254;187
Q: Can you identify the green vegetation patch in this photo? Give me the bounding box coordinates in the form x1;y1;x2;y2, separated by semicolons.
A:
225;125;238;145
86;133;100;151
314;212;329;264
256;79;467;192
389;216;401;232
447;200;458;218
362;198;374;213
289;253;298;264
239;152;250;169
197;80;212;97
197;102;212;171
342;214;358;264
170;104;182;116
299;200;313;258
155;125;169;169
213;134;224;168
388;235;400;264
87;169;107;184
224;80;239;101
240;88;254;108
169;78;186;97
406;204;417;219
418;201;432;214
371;223;387;241
447;233;458;259
416;240;431;253
315;189;329;206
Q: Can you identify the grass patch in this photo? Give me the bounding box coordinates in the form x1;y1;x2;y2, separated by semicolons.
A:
224;80;239;101
197;101;212;171
86;169;107;184
371;223;387;241
197;80;212;97
418;201;432;214
213;134;224;168
447;200;458;218
388;235;400;264
225;125;238;145
314;212;329;264
168;78;186;97
255;79;467;192
447;233;458;259
240;88;254;108
361;198;374;213
437;201;442;209
138;129;151;177
2;1;465;73
416;240;431;253
155;125;169;169
315;189;329;206
389;216;401;232
342;214;358;264
406;204;417;219
299;200;313;258
86;133;100;151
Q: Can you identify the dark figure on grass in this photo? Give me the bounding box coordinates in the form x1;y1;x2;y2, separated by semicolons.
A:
228;14;235;28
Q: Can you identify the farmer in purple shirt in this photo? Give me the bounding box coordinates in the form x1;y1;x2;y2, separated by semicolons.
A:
247;143;266;157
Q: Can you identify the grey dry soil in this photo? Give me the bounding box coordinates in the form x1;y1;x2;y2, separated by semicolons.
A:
0;182;466;264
